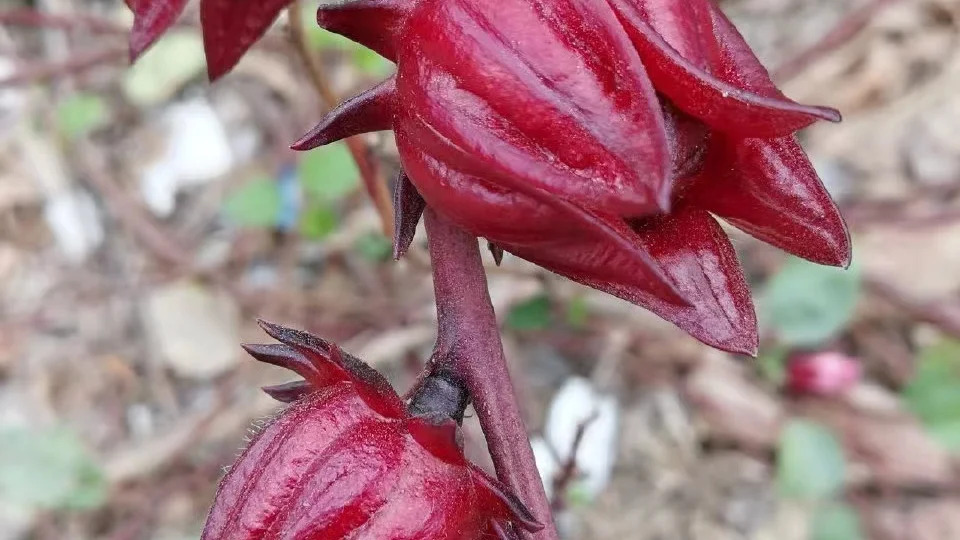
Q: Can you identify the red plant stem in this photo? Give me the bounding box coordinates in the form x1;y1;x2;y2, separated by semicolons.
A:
424;208;557;540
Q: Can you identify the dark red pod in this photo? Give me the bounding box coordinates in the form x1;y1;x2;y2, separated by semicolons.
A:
293;0;851;356
202;321;540;539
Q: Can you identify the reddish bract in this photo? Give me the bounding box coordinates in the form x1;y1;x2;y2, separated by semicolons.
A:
295;0;849;355
202;321;540;539
125;0;293;79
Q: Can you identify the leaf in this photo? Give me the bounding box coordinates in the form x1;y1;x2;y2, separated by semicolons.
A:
777;419;846;500
222;177;281;228
299;204;338;240
507;295;552;331
353;48;394;76
811;502;863;540
307;24;356;51
0;428;106;510
903;340;960;451
566;295;590;328
757;346;788;386
298;143;360;201
57;94;108;139
123;32;206;106
355;233;392;261
763;257;861;346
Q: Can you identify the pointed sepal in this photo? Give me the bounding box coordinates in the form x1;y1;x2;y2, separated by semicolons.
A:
630;208;757;354
609;0;839;137
292;76;397;151
392;170;425;259
200;0;292;80
250;320;406;417
470;467;543;534
531;208;757;354
316;0;413;61
488;243;505;266
686;135;851;267
261;380;313;403
125;0;188;60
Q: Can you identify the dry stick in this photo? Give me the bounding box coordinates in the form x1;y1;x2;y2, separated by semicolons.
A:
424;208;558;540
286;3;395;239
0;46;125;87
773;0;900;81
551;411;598;512
0;8;128;33
75;143;264;312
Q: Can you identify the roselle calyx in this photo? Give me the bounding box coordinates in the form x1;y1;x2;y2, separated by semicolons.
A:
202;321;540;539
294;0;851;355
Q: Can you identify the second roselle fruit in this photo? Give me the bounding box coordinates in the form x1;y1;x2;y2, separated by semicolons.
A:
295;0;850;355
202;321;540;539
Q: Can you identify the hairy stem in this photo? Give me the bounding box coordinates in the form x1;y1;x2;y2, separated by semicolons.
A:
287;2;395;238
424;208;558;540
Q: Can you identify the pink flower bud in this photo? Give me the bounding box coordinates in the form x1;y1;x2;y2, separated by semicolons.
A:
202;321;540;539
786;351;861;397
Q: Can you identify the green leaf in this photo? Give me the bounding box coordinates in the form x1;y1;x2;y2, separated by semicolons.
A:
222;177;281;228
566;295;590;328
353;48;393;76
758;346;789;385
763;257;861;347
299;143;359;201
299;204;338;240
811;502;863;540
57;94;108;139
122;32;206;106
355;233;393;261
507;295;552;331
903;340;960;451
0;427;106;510
777;419;846;500
306;23;356;51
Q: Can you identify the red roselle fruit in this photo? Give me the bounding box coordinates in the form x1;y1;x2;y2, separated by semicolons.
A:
202;321;541;539
293;0;850;355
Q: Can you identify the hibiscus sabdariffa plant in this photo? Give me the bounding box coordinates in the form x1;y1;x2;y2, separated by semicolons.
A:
124;0;849;538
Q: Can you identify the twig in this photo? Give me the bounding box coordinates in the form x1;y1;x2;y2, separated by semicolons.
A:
286;2;395;239
424;208;557;540
773;0;900;81
866;277;960;340
75;143;193;268
0;8;128;34
0;46;125;87
550;411;598;512
72;142;266;312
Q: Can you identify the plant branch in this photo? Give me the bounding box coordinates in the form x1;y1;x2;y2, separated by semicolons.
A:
0;8;127;34
773;0;899;81
286;3;395;239
0;46;125;87
424;208;557;540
